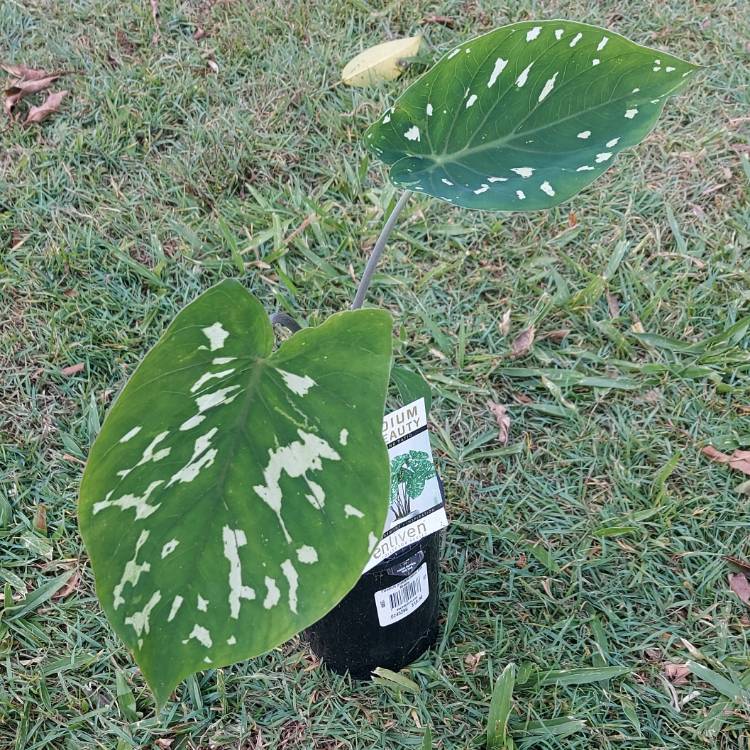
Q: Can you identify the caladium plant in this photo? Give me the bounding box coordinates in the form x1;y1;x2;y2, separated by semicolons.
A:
78;20;697;705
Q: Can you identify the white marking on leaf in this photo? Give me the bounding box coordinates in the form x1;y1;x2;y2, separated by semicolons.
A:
404;126;420;141
137;431;171;466
606;137;620;147
93;480;163;519
222;526;256;619
488;176;507;182
339;428;348;445
538;72;558;102
297;545;318;564
113;530;150;609
569;33;582;47
511;167;534;178
666;66;675;72
441;178;454;186
167;595;183;622
465;94;478;109
576;165;595;171
212;357;236;365
253;430;341;541
632;87;640;93
474;185;489;194
526;26;541;42
277;369;316;397
344;504;364;518
515;62;533;87
263;577;280;609
554;29;564;40
227;635;237;645
124;591;161;637
281;559;299;614
592;58;600;66
195;385;241;414
426;103;433;116
597;36;609;51
595;152;613;163
197;595;208;612
185;623;212;648
180;415;205;431
190;368;235;394
540;181;555;196
161;539;179;559
202;322;229;351
166;428;218;487
577;131;591;139
119;426;142;443
625;108;638;119
516;190;526;200
383;113;391;123
487;58;508;87
447;48;460;60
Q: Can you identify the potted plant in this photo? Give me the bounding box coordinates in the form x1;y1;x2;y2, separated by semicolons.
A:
78;20;697;706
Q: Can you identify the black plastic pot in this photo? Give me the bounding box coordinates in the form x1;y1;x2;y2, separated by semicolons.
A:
303;479;444;679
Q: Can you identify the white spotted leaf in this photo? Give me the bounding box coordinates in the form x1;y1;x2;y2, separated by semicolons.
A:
365;20;698;210
78;280;392;705
342;35;423;86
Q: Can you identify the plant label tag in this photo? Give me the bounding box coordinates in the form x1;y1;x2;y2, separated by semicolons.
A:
363;398;449;573
374;562;429;626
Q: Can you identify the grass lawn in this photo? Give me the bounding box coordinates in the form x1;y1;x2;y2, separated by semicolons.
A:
2;0;750;747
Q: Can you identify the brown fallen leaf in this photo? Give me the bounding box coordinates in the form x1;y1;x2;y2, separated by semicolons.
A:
193;27;207;41
701;445;750;476
511;326;535;358
729;573;750;604
663;662;691;686
464;650;486;672
53;568;80;600
488;401;510;445
544;328;570;343
61;362;84;376
34;503;47;534
4;90;22;117
24;89;68;125
568;210;577;228
606;291;621;318
724;555;750;575
5;74;60;97
499;308;511;337
2;63;51;80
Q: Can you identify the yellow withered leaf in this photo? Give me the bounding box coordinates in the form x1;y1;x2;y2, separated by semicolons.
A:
342;35;422;87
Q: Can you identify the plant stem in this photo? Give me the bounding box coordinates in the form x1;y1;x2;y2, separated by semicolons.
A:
351;190;412;310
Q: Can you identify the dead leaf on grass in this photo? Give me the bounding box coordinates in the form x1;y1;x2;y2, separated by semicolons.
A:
511;325;535;358
663;662;691;686
342;35;422;86
24;90;68;125
464;650;486;672
606;291;621;318
724;555;750;575
488;401;510;445
421;14;456;28
729;573;750;604
499;308;511;336
60;362;84;376
543;328;570;343
34;503;47;534
53;568;80;600
1;64;52;80
194;27;207;41
701;445;750;476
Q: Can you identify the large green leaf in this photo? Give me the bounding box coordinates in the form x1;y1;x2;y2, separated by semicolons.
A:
365;20;698;210
79;280;392;705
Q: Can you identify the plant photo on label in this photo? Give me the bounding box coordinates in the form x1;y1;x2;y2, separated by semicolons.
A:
76;18;698;707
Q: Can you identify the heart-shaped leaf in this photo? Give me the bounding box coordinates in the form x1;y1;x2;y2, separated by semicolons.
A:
79;280;392;705
365;20;698;210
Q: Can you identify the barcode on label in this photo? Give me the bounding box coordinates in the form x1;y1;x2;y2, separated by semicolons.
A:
375;563;429;627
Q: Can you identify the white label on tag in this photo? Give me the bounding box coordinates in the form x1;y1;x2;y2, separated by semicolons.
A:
374;562;429;627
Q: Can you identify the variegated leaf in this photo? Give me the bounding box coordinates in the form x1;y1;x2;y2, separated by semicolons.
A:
78;280;392;705
365;20;699;210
